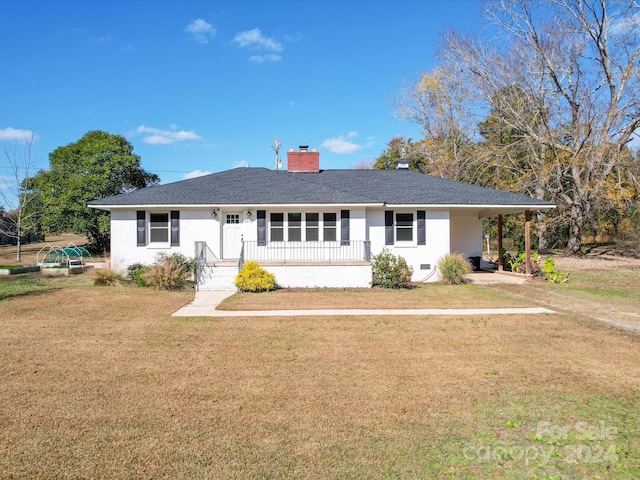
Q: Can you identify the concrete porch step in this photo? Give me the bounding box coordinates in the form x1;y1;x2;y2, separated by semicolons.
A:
197;264;238;291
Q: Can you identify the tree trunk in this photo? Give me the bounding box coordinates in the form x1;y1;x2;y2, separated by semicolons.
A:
16;215;21;262
536;211;548;253
565;203;585;255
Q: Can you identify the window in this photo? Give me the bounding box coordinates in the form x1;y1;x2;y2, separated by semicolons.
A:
137;211;146;246
149;213;169;243
396;213;413;242
323;213;337;242
288;213;302;241
306;213;319;241
265;211;340;242
270;213;283;241
226;214;240;224
386;210;425;246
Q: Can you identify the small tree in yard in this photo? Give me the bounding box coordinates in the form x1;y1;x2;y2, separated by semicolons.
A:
371;248;413;288
0;130;41;261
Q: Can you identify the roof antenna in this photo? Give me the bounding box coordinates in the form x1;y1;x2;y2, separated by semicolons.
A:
272;137;283;170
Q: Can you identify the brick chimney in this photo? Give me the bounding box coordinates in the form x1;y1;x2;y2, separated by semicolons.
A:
287;145;320;172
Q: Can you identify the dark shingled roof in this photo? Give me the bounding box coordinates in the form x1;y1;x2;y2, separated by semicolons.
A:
88;167;555;207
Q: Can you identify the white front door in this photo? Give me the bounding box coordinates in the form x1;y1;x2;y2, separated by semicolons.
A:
222;212;242;259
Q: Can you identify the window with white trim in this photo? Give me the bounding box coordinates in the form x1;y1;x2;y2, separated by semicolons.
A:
266;211;340;242
396;213;414;242
288;213;302;241
323;213;337;242
270;213;284;241
149;213;169;243
306;213;319;241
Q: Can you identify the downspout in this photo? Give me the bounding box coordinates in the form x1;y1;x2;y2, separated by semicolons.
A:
238;236;245;270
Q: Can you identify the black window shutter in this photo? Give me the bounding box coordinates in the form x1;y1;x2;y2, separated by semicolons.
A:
417;210;426;245
136;211;146;246
257;210;266;246
340;210;350;246
385;210;394;245
170;211;180;246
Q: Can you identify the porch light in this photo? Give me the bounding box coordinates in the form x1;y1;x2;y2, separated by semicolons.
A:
211;208;220;218
245;210;253;218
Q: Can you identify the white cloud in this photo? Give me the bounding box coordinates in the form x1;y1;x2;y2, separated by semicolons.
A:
233;160;250;168
136;125;202;145
0;127;38;142
183;169;212;180
249;54;282;63
321;132;363;154
232;28;282;51
186;19;216;44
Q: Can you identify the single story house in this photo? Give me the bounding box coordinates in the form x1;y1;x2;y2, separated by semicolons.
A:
88;147;555;289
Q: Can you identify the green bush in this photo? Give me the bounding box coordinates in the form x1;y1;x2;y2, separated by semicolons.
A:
93;268;125;287
500;249;542;276
126;262;146;280
371;248;413;288
126;262;148;286
542;258;569;283
133;269;148;287
437;253;472;285
235;261;277;292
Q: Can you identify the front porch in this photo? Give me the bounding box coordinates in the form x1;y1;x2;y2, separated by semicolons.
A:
195;240;373;290
240;240;372;264
240;240;373;288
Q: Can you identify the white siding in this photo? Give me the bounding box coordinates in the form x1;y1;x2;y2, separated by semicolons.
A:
109;205;483;285
110;209;221;270
265;264;372;288
449;211;483;258
368;209;450;283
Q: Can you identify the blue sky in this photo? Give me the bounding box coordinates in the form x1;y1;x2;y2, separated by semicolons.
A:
1;0;481;198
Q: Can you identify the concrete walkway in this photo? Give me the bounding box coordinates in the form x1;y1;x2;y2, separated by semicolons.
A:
172;290;554;317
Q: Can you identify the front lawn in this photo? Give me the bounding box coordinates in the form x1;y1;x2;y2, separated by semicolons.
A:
1;277;638;478
218;283;533;310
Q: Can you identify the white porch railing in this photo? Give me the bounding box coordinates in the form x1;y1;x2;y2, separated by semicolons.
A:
241;240;372;264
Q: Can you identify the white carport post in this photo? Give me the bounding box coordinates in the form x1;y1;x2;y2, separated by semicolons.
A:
525;210;531;276
497;214;504;271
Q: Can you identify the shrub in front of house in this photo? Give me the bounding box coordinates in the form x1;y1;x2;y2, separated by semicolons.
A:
371;248;413;288
235;261;277;292
126;262;148;287
154;252;197;277
93;268;125;287
141;253;196;290
437;253;472;285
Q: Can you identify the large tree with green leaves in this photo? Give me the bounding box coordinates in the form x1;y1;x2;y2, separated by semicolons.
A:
29;131;159;252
